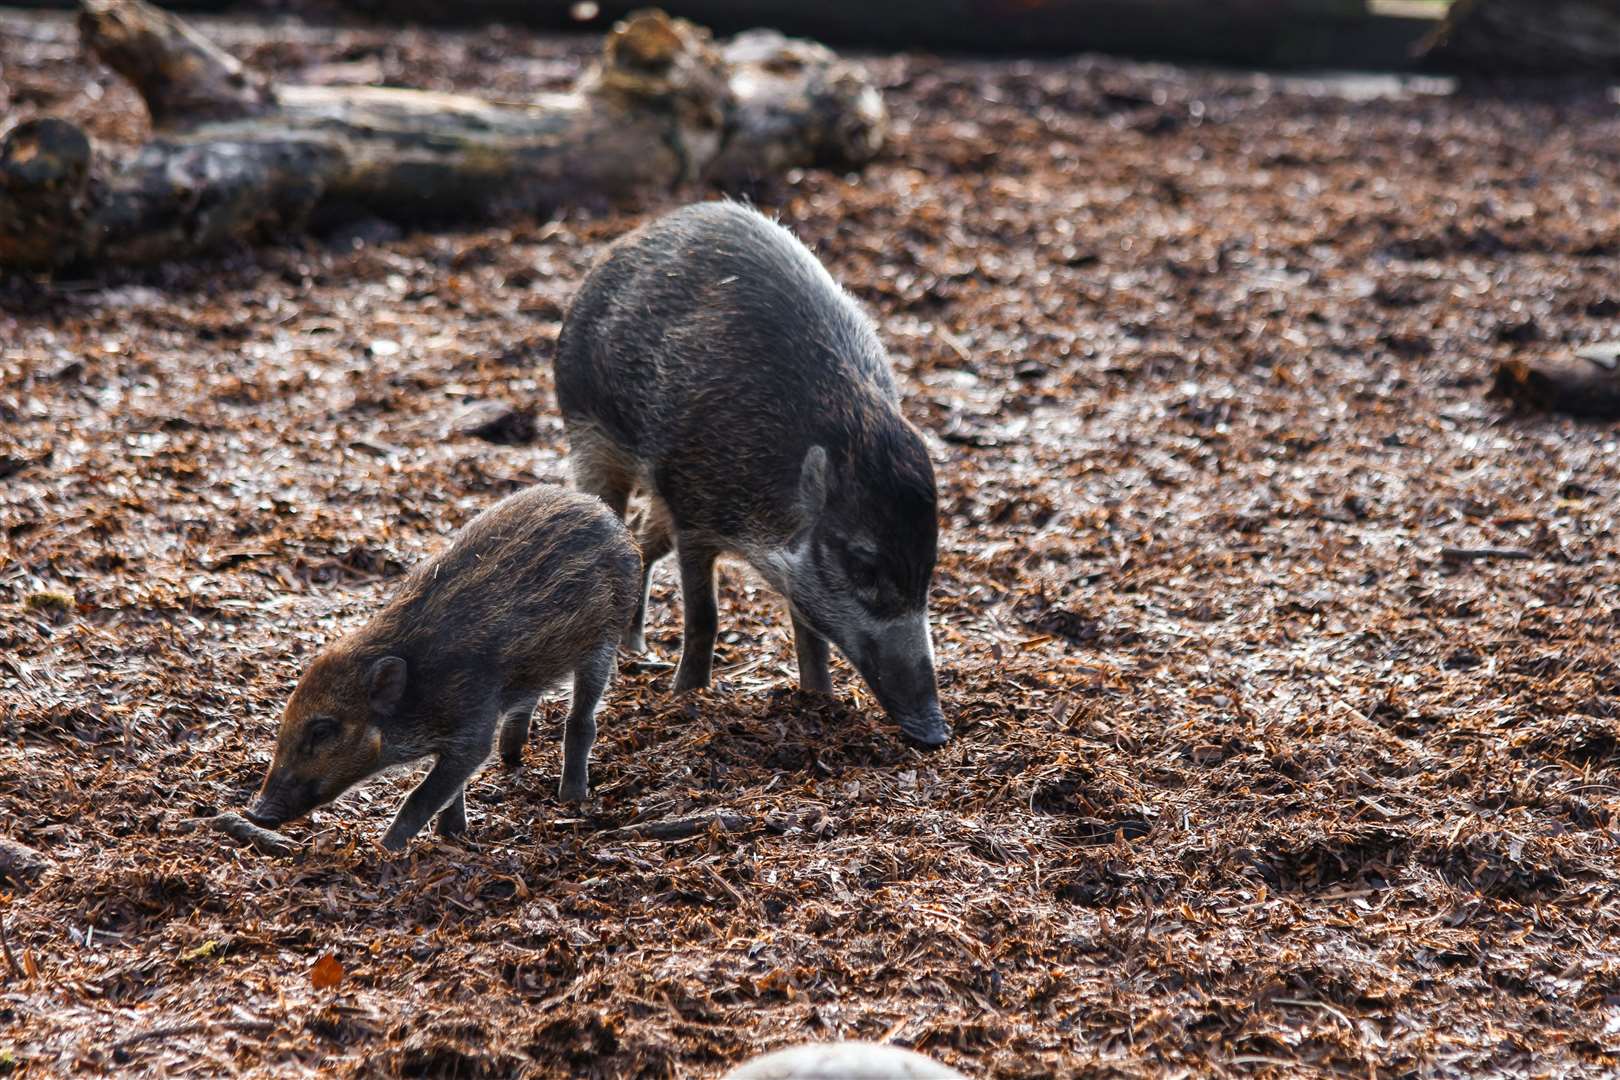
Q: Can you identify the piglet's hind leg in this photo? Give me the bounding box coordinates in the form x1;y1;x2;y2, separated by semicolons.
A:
436;789;467;838
498;694;539;767
560;641;616;803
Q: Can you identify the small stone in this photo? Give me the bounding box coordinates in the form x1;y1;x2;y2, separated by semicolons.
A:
23;590;72;614
1380;330;1432;357
1575;341;1620;370
1495;318;1540;344
449;400;536;445
326;216;402;250
723;1043;965;1080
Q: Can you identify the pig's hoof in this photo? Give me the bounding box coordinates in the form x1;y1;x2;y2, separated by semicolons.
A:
622;629;647;653
558;779;589;804
671;669;711;694
379;832;410;853
436;812;466;838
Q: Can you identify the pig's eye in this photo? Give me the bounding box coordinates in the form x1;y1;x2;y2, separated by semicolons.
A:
845;544;881;589
304;716;340;750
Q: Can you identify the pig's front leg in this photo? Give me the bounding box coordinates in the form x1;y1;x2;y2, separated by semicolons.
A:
791;610;832;694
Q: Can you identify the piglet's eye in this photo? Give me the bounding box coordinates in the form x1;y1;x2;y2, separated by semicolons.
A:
304;717;340;748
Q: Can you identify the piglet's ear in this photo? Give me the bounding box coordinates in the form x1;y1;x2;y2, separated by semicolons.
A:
368;656;407;716
798;445;830;521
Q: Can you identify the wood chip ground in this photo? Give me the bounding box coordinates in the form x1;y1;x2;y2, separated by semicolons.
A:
2;10;1618;1077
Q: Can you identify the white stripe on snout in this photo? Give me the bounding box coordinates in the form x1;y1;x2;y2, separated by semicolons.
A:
754;541;808;598
753;542;936;679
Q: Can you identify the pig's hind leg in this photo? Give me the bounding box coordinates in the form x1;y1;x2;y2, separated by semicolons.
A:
436;791;467;838
559;640;617;803
569;425;634;519
671;539;720;693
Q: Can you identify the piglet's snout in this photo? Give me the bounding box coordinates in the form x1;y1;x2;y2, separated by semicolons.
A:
243;802;283;828
245;771;313;828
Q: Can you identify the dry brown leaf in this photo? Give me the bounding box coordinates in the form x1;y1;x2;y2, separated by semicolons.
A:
310;953;344;991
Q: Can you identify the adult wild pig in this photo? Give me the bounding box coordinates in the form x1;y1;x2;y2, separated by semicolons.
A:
554;201;949;747
246;486;639;850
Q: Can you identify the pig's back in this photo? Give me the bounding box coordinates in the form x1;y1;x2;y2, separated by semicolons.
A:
554;201;901;535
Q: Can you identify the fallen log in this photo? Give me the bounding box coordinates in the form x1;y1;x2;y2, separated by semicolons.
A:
0;0;886;270
339;0;1440;70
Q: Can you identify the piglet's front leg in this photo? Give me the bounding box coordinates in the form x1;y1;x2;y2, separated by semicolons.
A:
382;750;483;852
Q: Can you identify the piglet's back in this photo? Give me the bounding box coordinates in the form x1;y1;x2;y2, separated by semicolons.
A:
368;486;638;677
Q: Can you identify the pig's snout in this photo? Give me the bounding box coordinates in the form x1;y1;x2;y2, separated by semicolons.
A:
897;700;951;749
852;613;952;750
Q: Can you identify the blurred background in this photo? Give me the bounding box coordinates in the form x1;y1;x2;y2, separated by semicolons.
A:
8;0;1620;74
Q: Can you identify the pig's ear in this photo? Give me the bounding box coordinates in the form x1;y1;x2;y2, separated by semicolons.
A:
368;656;408;716
798;445;830;520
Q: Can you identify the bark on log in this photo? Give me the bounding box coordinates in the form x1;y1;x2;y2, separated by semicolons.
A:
77;0;275;125
0;0;886;270
1418;0;1620;76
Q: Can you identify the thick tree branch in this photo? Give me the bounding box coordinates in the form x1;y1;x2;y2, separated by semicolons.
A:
79;0;276;126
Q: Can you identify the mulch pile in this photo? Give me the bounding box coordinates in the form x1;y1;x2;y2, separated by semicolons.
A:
2;8;1619;1077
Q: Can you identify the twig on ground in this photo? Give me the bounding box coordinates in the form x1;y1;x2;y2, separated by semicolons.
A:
1439;547;1536;562
177;813;298;857
112;1019;276;1053
606;813;753;841
702;862;748;906
0;907;20;981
